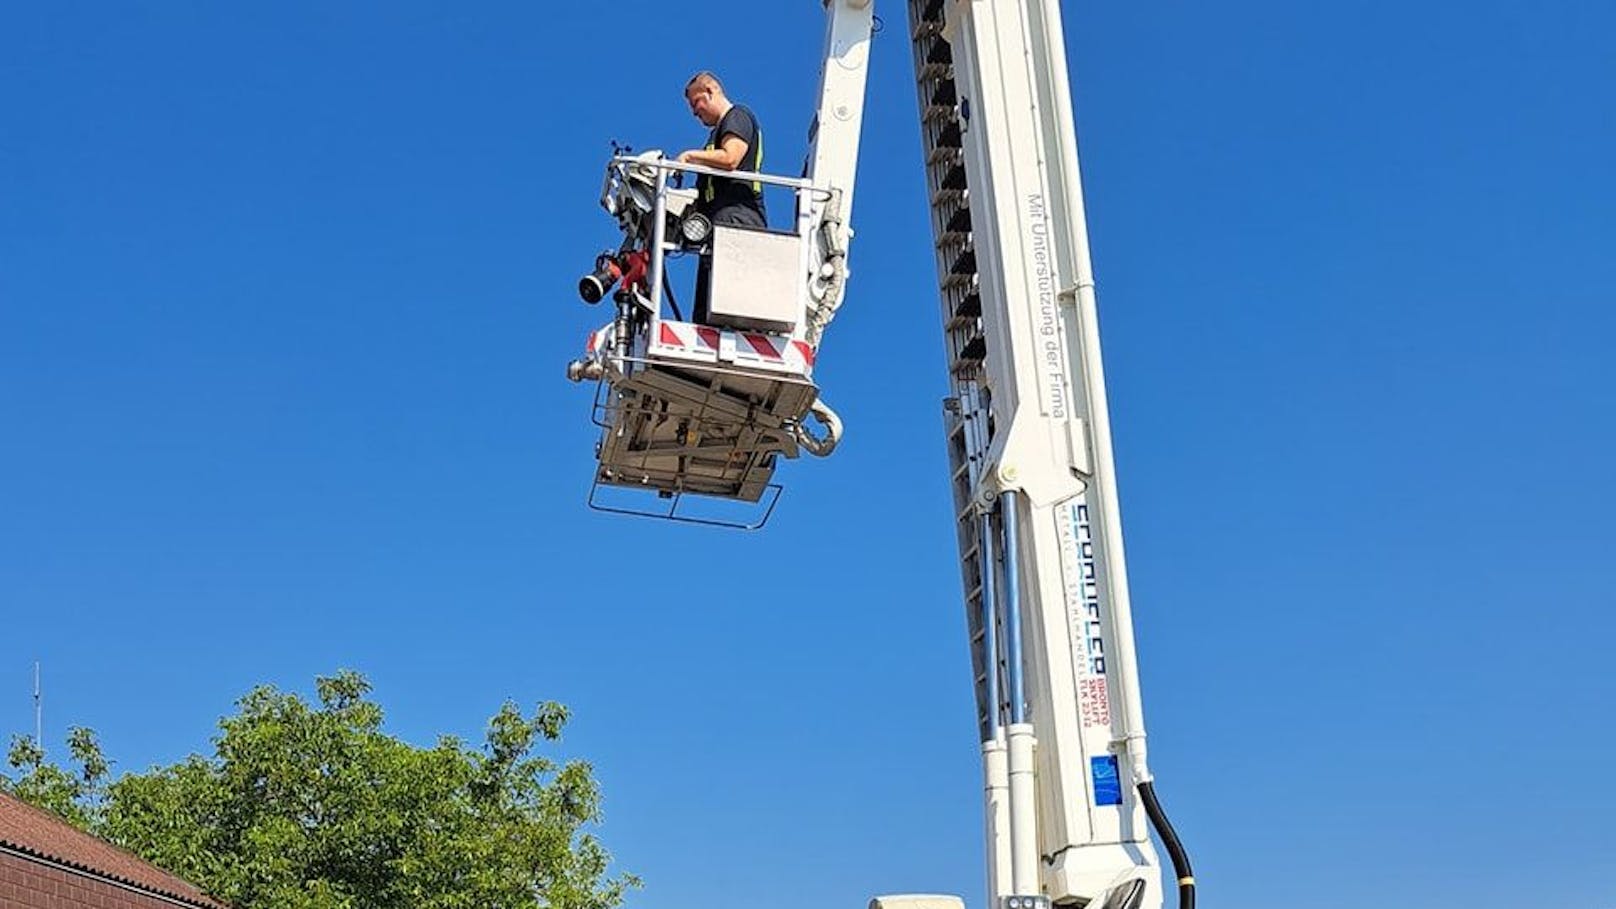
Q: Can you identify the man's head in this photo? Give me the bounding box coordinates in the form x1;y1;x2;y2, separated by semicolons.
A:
684;71;730;128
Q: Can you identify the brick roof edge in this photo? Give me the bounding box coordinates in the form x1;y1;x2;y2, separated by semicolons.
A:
0;792;230;909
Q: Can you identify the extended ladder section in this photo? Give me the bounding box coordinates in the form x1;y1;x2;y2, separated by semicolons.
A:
908;0;996;753
905;2;1186;908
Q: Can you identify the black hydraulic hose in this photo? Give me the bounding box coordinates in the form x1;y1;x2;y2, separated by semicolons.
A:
1137;781;1194;909
662;275;685;322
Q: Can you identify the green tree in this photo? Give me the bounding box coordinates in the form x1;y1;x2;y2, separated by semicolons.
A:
2;671;636;909
5;726;110;830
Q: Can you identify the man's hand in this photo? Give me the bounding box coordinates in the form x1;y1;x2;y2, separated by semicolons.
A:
676;150;702;164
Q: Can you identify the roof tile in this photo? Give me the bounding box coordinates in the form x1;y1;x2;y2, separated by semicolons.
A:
0;790;229;908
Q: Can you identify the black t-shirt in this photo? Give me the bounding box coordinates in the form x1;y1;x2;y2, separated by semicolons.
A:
696;104;766;223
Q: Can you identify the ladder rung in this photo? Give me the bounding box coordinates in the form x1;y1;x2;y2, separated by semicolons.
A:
955;292;982;320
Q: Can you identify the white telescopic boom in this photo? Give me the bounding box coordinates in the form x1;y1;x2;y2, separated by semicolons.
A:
899;0;1193;907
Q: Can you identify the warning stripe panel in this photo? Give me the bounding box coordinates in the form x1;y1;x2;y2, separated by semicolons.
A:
656;322;722;353
585;320;815;374
743;333;783;361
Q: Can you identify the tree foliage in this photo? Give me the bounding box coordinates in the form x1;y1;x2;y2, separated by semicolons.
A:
6;727;109;831
2;671;635;909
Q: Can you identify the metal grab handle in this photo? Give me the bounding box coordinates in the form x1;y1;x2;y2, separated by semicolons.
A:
610;154;835;200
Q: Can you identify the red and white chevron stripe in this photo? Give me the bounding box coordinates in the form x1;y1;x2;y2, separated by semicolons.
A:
584;325;610;355
581;321;816;376
650;320;816;375
656;321;722;354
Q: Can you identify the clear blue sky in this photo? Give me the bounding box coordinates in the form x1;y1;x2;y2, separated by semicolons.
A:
3;3;1613;907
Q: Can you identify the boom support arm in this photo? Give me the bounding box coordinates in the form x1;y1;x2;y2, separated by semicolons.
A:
802;0;875;346
898;1;1190;907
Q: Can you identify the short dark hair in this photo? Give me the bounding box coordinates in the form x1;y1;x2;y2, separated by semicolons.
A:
685;71;723;95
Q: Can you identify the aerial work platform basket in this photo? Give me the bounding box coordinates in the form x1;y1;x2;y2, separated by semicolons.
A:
566;153;848;527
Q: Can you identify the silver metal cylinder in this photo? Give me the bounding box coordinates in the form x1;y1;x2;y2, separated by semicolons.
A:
978;508;1002;739
648;165;669;312
1000;491;1027;724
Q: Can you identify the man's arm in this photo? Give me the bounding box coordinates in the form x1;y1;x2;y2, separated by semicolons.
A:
677;134;750;170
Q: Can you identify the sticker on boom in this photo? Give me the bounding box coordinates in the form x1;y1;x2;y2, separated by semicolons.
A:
1091;755;1123;806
